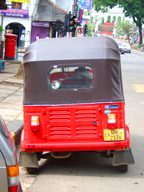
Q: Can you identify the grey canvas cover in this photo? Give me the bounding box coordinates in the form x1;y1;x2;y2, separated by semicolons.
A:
23;36;124;105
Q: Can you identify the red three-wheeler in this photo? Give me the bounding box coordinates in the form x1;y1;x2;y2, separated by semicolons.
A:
19;36;134;173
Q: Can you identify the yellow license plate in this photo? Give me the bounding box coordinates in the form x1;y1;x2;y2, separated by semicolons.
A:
104;129;125;141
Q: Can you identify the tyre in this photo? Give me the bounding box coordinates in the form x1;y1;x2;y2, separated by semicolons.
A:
26;167;38;174
119;164;128;172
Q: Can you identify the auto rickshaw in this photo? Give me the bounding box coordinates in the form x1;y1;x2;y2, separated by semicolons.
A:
19;36;134;173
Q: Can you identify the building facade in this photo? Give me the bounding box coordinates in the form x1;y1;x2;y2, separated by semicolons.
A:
0;0;69;47
50;0;73;12
31;0;68;41
1;0;36;46
85;5;133;36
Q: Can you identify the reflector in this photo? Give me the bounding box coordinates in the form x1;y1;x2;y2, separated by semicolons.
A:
7;164;19;177
31;116;40;131
107;114;116;129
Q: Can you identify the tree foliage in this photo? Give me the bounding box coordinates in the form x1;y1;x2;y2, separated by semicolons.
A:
0;25;4;39
87;16;98;36
0;25;4;34
93;0;144;44
93;0;117;12
115;21;137;38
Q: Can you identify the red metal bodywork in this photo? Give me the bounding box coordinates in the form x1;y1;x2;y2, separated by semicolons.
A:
21;102;130;152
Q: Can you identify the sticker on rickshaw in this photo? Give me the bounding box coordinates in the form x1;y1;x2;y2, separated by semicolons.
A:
51;80;60;89
105;105;119;109
104;110;111;114
104;129;125;141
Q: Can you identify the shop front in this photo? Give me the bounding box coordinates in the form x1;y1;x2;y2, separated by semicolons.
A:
1;8;30;47
31;21;50;42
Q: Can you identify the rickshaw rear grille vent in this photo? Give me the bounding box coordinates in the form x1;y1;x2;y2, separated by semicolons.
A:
75;126;97;137
75;109;98;138
49;110;71;138
48;108;99;139
49;127;71;138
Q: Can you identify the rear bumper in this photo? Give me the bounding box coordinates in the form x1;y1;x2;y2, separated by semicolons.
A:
21;125;130;152
21;141;129;152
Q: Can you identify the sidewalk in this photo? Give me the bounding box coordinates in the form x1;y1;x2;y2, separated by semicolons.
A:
0;59;23;143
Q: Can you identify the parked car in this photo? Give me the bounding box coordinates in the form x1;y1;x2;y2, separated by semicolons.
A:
94;34;101;37
115;41;125;54
100;34;108;37
123;43;131;53
0;116;22;192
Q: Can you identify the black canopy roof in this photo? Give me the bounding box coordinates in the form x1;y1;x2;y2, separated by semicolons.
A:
23;37;124;105
24;36;120;63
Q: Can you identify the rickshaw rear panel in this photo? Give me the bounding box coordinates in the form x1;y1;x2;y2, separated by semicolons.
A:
21;102;130;152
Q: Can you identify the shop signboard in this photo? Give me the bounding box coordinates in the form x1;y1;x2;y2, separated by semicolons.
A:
32;21;50;27
75;0;92;9
7;0;31;3
76;0;82;18
78;9;83;22
81;0;92;9
1;9;29;18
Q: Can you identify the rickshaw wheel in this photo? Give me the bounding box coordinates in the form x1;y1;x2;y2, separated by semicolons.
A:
118;164;128;172
26;167;38;174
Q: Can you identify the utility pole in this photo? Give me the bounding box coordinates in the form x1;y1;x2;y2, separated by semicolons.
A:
132;20;134;43
141;18;144;44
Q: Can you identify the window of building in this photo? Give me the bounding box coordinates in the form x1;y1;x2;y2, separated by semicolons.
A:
48;65;93;90
118;16;121;22
107;16;111;23
101;17;104;24
112;16;116;23
12;2;22;9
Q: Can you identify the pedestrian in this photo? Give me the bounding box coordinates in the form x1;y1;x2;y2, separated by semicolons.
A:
6;30;11;34
36;34;40;41
46;34;49;39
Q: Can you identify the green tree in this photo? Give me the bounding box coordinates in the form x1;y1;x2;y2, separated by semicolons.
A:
87;23;95;36
93;0;144;44
115;21;137;39
0;25;4;40
0;25;4;33
86;16;98;36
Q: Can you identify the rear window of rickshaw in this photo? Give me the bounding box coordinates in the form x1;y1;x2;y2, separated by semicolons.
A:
48;66;94;90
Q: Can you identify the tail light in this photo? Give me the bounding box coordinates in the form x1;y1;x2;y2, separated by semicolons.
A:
107;114;116;129
31;116;40;132
7;164;19;192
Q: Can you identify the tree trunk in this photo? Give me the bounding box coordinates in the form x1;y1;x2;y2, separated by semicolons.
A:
138;25;142;45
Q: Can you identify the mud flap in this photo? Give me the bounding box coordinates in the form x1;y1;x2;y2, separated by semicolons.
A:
112;148;134;166
19;151;39;168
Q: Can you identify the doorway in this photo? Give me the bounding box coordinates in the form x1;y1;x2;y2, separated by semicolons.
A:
5;23;25;47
